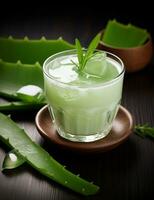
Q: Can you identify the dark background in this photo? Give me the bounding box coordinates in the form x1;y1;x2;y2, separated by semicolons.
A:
0;1;153;45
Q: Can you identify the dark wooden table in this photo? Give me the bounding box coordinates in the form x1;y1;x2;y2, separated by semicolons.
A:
0;17;154;200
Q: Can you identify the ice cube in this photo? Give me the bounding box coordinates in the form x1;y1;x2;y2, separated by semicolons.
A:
84;52;107;77
49;59;60;69
49;65;78;83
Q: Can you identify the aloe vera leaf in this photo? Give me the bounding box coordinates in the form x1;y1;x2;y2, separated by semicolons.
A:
0;113;99;196
2;149;25;170
0;59;43;98
0;37;75;65
102;19;149;48
0;101;45;112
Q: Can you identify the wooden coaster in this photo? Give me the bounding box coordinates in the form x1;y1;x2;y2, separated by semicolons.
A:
35;105;133;153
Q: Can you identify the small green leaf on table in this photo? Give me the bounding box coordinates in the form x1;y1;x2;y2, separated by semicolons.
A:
135;124;154;138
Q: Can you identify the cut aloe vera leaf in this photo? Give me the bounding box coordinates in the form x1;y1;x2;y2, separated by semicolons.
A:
0;59;43;98
0;37;75;64
0;113;99;196
0;101;46;112
102;19;149;48
2;149;25;170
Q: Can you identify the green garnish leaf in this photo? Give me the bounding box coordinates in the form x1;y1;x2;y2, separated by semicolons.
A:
2;149;25;171
75;38;83;69
134;124;154;138
85;33;101;62
75;33;101;71
0;112;99;196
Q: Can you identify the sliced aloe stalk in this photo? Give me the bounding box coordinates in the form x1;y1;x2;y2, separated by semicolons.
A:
102;19;149;48
0;60;46;112
0;59;43;98
2;149;25;170
0;85;46;112
0;113;99;196
0;101;45;112
0;37;75;64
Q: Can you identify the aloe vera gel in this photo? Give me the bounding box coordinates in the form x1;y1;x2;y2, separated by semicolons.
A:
43;50;124;142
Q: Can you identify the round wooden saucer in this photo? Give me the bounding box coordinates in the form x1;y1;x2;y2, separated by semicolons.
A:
35;105;133;153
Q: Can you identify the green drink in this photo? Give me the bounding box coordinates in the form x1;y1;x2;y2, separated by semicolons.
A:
43;50;124;142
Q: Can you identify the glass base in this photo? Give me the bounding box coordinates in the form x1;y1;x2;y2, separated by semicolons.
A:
57;126;112;142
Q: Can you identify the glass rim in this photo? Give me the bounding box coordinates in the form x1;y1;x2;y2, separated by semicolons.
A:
43;49;125;89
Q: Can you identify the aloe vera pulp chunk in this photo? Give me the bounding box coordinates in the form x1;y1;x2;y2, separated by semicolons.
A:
102;20;149;48
0;113;99;196
2;149;25;170
16;85;45;103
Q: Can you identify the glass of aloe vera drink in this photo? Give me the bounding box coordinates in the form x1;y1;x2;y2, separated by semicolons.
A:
43;35;124;142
